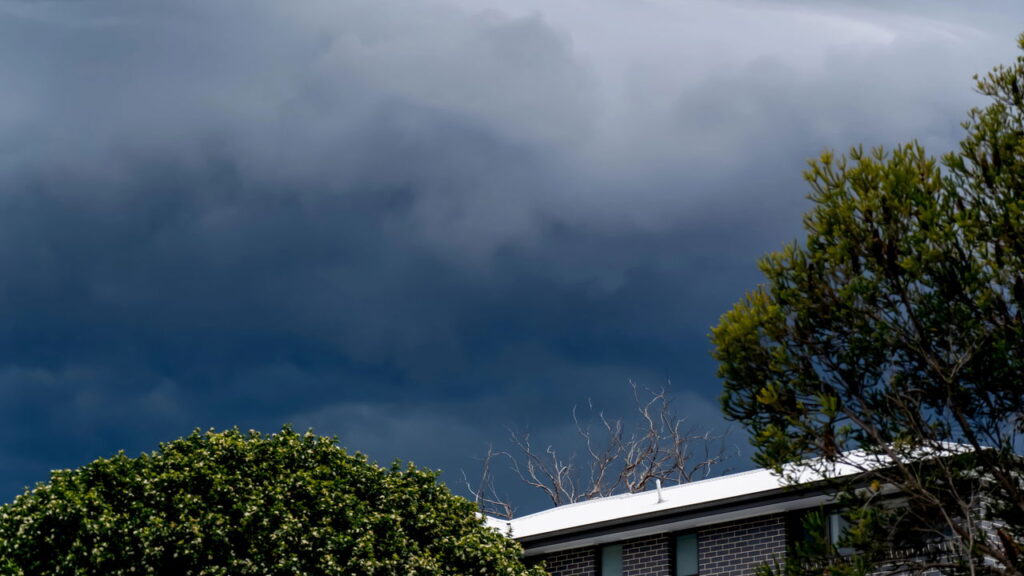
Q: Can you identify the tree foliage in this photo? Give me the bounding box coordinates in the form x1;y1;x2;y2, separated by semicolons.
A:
0;427;545;576
711;35;1024;576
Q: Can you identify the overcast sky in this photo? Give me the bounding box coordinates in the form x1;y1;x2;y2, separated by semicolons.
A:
1;0;1022;514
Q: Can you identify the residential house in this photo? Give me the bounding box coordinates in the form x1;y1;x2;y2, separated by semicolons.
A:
488;467;862;576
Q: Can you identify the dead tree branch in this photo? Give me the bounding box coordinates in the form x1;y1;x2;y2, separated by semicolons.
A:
471;381;735;517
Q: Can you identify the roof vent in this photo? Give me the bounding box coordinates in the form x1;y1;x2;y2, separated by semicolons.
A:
655;479;664;504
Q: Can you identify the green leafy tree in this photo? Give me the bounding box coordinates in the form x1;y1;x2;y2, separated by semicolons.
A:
0;427;545;576
711;35;1024;576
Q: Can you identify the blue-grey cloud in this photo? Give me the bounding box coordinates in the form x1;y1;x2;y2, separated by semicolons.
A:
0;0;1021;511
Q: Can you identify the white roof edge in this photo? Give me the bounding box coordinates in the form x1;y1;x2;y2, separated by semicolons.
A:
493;460;869;541
519;493;839;557
490;444;974;544
494;467;789;541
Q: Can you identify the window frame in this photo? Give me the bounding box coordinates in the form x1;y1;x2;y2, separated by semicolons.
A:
787;507;855;557
674;531;699;576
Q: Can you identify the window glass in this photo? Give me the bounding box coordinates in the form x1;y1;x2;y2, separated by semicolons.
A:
601;544;623;576
786;510;813;547
676;533;698;576
829;512;855;556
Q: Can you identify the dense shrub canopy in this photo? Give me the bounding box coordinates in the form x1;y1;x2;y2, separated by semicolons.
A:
0;427;543;576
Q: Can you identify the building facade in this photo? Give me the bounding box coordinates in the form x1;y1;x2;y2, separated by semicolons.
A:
490;468;854;576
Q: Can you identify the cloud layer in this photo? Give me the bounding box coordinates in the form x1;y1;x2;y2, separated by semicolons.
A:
1;0;1021;510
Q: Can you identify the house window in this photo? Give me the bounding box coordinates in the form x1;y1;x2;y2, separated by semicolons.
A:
828;512;855;556
675;533;699;576
787;509;855;556
600;543;623;576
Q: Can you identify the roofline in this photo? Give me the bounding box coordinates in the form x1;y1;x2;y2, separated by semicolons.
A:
515;478;873;557
503;447;949;555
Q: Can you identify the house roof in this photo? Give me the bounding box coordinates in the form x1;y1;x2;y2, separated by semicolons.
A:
488;444;974;556
488;468;783;537
489;461;869;556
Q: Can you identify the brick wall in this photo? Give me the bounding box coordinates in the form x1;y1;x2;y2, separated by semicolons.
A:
540;546;596;576
699;514;787;576
622;534;672;576
533;513;788;576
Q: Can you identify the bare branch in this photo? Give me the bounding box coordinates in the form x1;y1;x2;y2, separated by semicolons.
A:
473;381;734;515
461;444;515;520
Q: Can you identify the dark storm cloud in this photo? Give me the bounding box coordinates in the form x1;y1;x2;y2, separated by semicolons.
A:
1;0;1022;509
